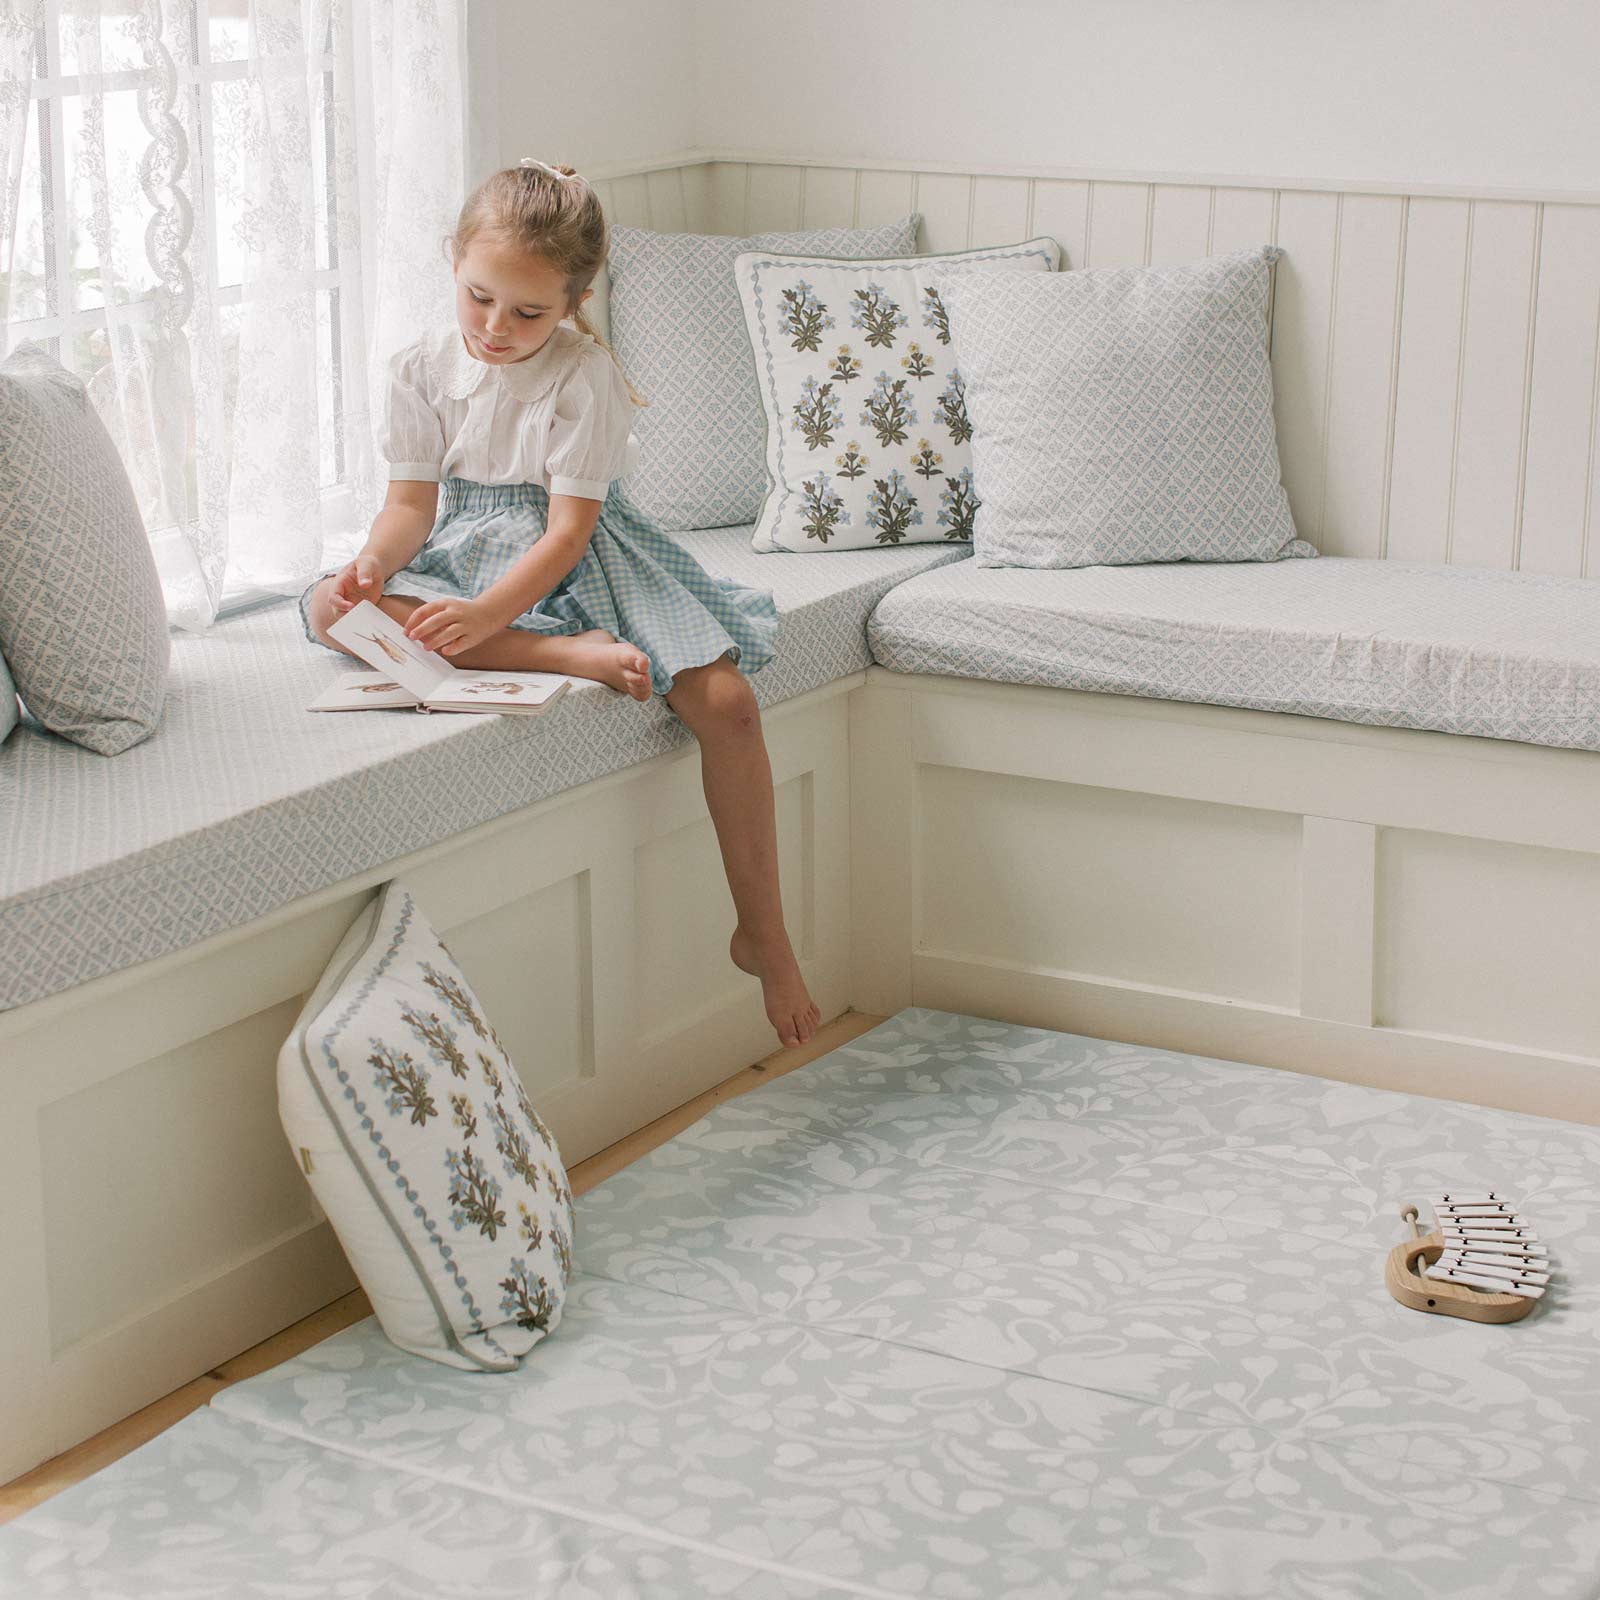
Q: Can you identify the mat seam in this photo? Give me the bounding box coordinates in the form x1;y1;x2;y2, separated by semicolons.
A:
201;1399;907;1600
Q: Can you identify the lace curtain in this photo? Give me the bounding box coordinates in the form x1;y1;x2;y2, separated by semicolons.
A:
1;0;464;630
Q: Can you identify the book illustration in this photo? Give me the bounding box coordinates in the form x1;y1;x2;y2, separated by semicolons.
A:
304;674;431;712
456;681;529;697
354;631;412;666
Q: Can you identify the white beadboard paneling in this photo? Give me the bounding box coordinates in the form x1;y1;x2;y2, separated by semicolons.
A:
746;163;805;232
679;163;713;231
707;162;749;232
594;156;1600;578
643;167;689;234
1086;181;1151;268
1030;179;1090;270
606;172;653;228
1520;205;1600;575
1386;197;1472;564
1209;186;1277;257
1270;191;1341;548
800;166;858;230
1450;201;1541;569
1319;195;1406;559
970;176;1031;249
916;171;973;254
1148;184;1213;265
856;168;917;228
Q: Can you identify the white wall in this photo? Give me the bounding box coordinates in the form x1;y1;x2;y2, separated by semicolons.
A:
686;0;1600;195
477;0;697;179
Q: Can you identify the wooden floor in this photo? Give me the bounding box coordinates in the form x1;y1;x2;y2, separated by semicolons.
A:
0;1010;885;1527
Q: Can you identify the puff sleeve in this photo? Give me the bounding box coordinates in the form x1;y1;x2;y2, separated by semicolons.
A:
543;344;640;500
379;341;447;481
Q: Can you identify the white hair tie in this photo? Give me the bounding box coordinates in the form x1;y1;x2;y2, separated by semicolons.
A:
518;156;586;185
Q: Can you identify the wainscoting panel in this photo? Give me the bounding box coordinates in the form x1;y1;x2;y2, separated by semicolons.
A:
851;669;1600;1127
916;767;1303;1009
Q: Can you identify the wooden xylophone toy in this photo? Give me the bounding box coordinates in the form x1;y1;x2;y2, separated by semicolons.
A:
1385;1192;1551;1324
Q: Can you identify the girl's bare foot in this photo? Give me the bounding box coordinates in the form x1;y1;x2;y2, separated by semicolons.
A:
564;629;652;701
730;927;821;1049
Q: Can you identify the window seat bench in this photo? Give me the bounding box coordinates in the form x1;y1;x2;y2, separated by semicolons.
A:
0;530;969;1012
868;555;1600;752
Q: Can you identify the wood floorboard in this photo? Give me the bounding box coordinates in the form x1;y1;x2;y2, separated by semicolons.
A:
0;1010;887;1525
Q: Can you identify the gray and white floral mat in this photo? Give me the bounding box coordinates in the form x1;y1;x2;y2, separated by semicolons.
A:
6;1009;1599;1598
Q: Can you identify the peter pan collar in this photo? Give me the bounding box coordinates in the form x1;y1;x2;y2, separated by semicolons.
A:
429;323;583;403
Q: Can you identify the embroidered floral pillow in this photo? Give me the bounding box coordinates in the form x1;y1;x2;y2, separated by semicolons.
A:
733;239;1060;553
278;879;573;1371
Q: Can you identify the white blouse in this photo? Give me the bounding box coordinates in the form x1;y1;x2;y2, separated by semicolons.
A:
379;322;642;500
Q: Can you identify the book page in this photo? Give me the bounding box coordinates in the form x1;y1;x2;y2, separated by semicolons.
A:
427;673;568;710
307;672;423;712
327;600;453;699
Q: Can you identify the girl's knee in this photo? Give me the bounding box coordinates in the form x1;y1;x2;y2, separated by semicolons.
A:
672;662;761;737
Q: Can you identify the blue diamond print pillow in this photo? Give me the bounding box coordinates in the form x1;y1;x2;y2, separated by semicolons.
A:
930;246;1313;569
278;880;573;1371
606;216;921;532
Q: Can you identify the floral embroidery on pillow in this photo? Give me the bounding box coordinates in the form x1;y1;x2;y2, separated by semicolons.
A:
737;239;1059;552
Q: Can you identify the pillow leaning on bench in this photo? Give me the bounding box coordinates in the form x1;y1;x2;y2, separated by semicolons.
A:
279;879;575;1371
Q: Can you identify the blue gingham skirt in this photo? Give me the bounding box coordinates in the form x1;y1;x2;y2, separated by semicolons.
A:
301;478;780;697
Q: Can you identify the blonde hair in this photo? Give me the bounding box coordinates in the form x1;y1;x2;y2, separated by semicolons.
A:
447;162;646;407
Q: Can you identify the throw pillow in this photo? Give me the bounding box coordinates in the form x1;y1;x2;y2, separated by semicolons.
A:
278;879;574;1371
0;341;170;754
607;216;921;531
929;246;1311;569
735;237;1061;552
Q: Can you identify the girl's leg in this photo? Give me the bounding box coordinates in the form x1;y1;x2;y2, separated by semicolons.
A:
665;657;820;1049
305;580;652;700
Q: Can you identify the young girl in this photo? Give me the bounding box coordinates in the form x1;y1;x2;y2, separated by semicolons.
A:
301;157;820;1050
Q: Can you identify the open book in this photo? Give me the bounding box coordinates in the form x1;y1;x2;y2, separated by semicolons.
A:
307;600;570;717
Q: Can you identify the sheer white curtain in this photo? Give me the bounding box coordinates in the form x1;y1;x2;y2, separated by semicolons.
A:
1;0;464;630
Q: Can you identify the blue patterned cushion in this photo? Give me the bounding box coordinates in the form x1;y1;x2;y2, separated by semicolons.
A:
868;556;1600;752
930;247;1310;568
0;342;169;753
607;217;920;532
735;238;1059;552
278;879;574;1371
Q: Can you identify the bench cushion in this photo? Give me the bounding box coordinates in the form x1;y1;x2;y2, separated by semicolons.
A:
0;530;969;1011
868;556;1600;752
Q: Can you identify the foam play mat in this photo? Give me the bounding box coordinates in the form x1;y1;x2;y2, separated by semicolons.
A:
6;1009;1600;1597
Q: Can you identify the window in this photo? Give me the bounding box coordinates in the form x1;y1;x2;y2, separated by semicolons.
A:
4;0;395;623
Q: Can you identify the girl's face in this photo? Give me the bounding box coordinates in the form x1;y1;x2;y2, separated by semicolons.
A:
452;235;592;365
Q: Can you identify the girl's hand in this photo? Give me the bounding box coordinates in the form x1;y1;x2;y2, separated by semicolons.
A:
404;596;501;658
329;554;384;614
